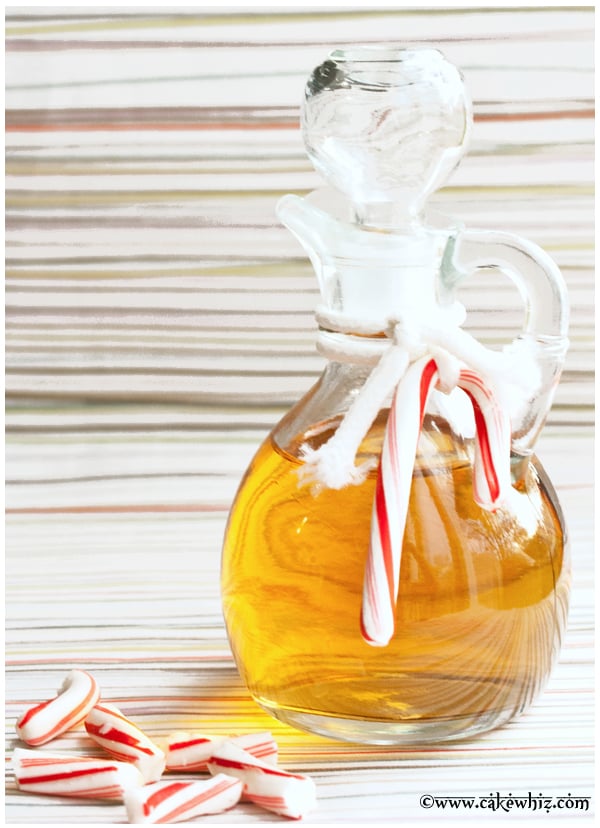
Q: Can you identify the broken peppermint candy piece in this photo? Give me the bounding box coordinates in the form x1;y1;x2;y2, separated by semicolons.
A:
207;740;316;819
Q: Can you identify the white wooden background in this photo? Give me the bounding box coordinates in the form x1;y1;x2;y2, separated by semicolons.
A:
5;5;595;825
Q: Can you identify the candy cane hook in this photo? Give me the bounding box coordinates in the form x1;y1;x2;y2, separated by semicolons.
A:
360;356;511;647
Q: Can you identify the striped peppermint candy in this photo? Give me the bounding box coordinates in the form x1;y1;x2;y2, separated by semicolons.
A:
207;741;317;820
230;731;278;765
123;774;243;824
361;355;512;647
12;747;144;800
15;669;100;747
84;702;166;783
165;730;277;772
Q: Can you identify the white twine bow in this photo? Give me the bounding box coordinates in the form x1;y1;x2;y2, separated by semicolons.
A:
298;302;540;494
297;302;542;647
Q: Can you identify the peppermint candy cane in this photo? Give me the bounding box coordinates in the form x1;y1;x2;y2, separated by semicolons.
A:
12;747;144;800
15;670;100;746
207;741;317;820
84;702;165;783
361;356;511;647
458;367;512;509
123;774;243;824
165;731;277;772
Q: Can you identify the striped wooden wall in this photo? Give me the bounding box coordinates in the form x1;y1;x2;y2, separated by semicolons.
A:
5;6;594;425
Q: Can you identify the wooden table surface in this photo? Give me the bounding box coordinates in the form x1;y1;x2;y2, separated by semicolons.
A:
5;6;595;825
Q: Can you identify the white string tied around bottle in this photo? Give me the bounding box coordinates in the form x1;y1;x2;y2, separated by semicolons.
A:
297;301;542;647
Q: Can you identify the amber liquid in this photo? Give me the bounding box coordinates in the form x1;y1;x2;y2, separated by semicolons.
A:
222;419;569;743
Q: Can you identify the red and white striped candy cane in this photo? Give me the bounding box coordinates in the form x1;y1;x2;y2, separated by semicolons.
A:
84;702;166;783
15;669;100;747
457;367;511;509
207;740;317;820
165;730;277;772
12;747;144;800
123;774;243;824
361;355;511;647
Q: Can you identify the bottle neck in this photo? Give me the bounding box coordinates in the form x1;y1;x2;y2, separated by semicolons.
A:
352;200;425;231
318;243;442;320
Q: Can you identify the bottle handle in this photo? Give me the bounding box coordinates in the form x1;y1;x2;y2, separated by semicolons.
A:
445;228;569;453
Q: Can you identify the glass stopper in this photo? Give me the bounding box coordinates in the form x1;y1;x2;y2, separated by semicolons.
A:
301;46;472;227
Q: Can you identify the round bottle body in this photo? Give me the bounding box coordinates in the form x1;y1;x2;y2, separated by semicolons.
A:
221;399;569;745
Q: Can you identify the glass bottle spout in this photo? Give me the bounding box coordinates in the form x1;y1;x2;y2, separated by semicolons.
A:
277;191;454;321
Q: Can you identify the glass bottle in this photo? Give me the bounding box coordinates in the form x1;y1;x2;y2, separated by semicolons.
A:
221;47;570;744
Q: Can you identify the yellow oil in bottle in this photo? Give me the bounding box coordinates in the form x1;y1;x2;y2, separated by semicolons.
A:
221;418;569;743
